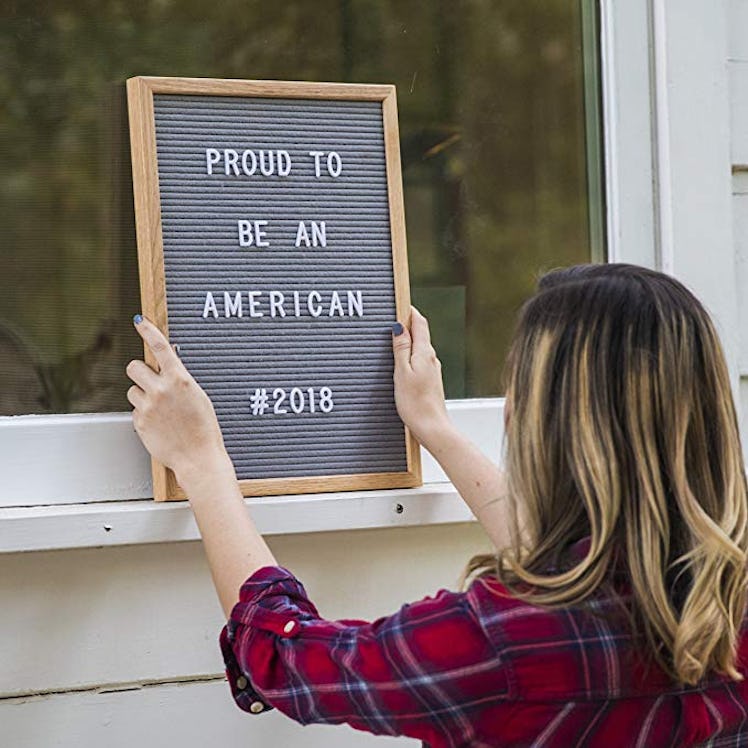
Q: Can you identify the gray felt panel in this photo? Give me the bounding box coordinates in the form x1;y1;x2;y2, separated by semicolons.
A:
152;94;407;480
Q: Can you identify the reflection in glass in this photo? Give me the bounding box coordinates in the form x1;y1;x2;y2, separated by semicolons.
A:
0;0;603;414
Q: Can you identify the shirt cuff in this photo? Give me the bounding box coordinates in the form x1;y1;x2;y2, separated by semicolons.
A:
220;622;270;714
219;565;318;715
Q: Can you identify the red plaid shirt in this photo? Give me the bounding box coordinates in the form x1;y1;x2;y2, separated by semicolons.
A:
220;547;748;746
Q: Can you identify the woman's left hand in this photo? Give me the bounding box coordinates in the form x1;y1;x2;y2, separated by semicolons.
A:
126;315;230;485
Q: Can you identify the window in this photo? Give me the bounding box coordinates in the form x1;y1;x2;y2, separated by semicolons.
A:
1;0;604;416
0;0;612;532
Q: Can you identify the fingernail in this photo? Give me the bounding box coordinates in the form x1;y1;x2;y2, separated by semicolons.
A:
133;314;143;325
392;322;404;336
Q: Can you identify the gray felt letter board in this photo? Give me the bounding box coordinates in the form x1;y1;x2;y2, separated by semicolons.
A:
127;77;421;501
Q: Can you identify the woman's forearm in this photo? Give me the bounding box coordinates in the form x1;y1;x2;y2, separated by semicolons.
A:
390;309;510;550
180;453;277;618
423;426;510;549
125;317;275;619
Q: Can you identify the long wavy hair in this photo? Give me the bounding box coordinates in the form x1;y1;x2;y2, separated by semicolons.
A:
468;263;748;686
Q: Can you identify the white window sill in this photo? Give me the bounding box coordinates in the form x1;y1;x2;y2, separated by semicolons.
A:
0;483;476;554
0;398;501;553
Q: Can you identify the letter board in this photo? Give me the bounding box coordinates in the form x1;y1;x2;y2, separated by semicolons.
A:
126;77;421;501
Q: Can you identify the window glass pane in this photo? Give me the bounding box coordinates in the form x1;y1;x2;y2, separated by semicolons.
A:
0;0;603;415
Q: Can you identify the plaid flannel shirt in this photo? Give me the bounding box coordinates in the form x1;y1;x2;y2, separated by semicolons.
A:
219;545;748;747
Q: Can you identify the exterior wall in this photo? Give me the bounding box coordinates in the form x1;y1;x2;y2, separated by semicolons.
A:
659;0;738;379
730;0;748;439
1;523;487;747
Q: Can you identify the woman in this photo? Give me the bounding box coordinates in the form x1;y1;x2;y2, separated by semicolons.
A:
126;263;748;746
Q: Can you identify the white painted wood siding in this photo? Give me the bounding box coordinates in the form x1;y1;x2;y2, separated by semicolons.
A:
730;0;748;440
2;680;404;748
1;523;488;746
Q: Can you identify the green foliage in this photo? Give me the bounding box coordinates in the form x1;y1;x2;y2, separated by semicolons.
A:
0;0;599;414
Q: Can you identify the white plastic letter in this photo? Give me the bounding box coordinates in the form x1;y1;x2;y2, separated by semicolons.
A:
269;291;286;318
347;290;364;317
311;221;327;247
327;151;342;177
259;150;274;176
202;291;218;319
295;221;311;248
224;149;240;176
224;291;243;318
241;150;257;176
238;220;253;247
329;290;345;317
307;291;322;317
254;220;269;247
277;150;292;177
309;151;324;178
206;149;221;175
248;291;264;317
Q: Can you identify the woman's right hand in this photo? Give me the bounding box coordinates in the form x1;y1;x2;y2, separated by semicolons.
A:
391;307;453;451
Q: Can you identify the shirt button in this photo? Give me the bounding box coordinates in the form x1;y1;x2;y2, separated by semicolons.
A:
236;676;248;690
249;701;265;714
283;620;296;634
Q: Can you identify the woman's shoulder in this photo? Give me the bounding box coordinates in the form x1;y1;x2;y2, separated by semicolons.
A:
465;572;748;700
464;557;640;648
466;573;656;700
464;574;567;643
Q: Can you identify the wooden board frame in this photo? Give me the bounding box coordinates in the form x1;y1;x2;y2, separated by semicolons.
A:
126;76;422;501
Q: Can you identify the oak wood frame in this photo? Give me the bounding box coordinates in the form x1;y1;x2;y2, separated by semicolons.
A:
126;76;422;501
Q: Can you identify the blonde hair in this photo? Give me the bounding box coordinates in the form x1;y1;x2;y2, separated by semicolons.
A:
469;264;748;685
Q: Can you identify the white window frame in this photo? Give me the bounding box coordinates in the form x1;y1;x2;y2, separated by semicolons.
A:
601;0;738;384
5;0;736;552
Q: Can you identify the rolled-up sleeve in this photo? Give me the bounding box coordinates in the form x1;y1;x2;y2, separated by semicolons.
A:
219;565;509;743
219;566;319;716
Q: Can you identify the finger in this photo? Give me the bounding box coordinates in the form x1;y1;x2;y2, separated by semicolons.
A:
392;320;413;371
125;358;160;391
127;384;146;410
410;306;432;357
133;315;177;371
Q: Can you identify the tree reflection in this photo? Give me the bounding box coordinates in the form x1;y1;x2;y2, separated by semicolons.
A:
0;0;599;413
